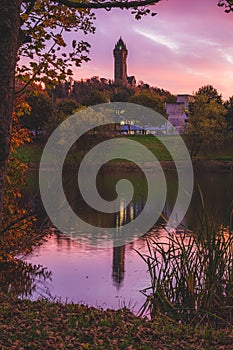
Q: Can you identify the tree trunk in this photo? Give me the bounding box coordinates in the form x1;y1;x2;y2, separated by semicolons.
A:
0;1;21;225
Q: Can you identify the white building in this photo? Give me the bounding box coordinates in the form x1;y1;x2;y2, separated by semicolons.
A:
166;94;194;134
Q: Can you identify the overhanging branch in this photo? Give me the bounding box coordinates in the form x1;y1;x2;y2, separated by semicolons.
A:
218;0;233;12
52;0;160;10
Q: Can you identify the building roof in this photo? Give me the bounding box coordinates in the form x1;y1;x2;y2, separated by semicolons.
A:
120;124;143;131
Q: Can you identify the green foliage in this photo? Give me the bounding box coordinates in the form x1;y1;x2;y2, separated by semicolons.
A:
16;143;44;163
45;103;82;137
195;85;223;104
21;91;53;131
18;1;95;88
185;85;227;158
82;90;109;106
224;96;233;132
129;91;166;116
111;86;135;102
70;76;111;103
56;98;80;116
49;76;174;112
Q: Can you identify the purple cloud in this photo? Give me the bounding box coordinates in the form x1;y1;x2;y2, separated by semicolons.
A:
73;0;233;99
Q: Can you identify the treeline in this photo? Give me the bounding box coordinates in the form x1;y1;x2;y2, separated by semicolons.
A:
19;77;176;133
19;78;233;157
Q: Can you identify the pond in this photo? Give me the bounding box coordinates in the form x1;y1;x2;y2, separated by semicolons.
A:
19;169;233;313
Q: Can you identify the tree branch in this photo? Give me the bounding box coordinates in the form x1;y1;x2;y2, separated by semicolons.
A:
0;212;35;235
25;0;36;15
218;0;233;12
52;0;160;10
16;30;63;95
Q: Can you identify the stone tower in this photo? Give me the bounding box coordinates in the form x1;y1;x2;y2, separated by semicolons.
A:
113;37;128;84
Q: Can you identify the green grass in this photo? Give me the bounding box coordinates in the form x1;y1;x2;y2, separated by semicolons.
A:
16;135;233;165
0;293;232;349
16;142;44;163
128;134;233;161
127;135;174;160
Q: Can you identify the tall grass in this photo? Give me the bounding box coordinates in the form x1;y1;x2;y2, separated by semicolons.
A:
138;213;233;328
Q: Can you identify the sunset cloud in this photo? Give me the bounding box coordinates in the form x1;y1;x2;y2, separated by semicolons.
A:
63;0;233;99
134;28;180;52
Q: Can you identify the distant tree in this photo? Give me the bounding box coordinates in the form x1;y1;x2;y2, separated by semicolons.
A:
21;92;53;131
45;101;82;137
71;77;112;103
195;85;223;104
137;81;150;89
224;96;233;132
56;98;80;116
82;90;109;106
136;83;176;103
52;84;67;100
111;87;134;102
165;94;177;104
129;91;165;115
45;110;67;138
185;87;227;158
71;80;90;103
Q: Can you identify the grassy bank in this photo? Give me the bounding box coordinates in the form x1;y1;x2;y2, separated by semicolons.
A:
17;135;233;166
0;294;232;350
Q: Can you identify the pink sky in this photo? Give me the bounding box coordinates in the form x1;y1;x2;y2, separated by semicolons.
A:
72;0;233;100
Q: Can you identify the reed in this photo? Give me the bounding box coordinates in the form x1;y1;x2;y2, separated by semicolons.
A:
138;213;233;328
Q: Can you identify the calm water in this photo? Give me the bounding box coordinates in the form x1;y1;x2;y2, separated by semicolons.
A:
19;169;233;312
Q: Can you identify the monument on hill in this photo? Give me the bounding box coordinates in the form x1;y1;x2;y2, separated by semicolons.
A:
113;37;136;86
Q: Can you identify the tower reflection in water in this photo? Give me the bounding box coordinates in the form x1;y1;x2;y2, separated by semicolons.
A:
112;198;144;288
112;245;125;288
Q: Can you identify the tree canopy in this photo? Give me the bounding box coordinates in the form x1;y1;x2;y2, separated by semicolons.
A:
194;85;223;105
21;91;53;131
224;96;233;132
186;85;227;158
129;91;166;115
